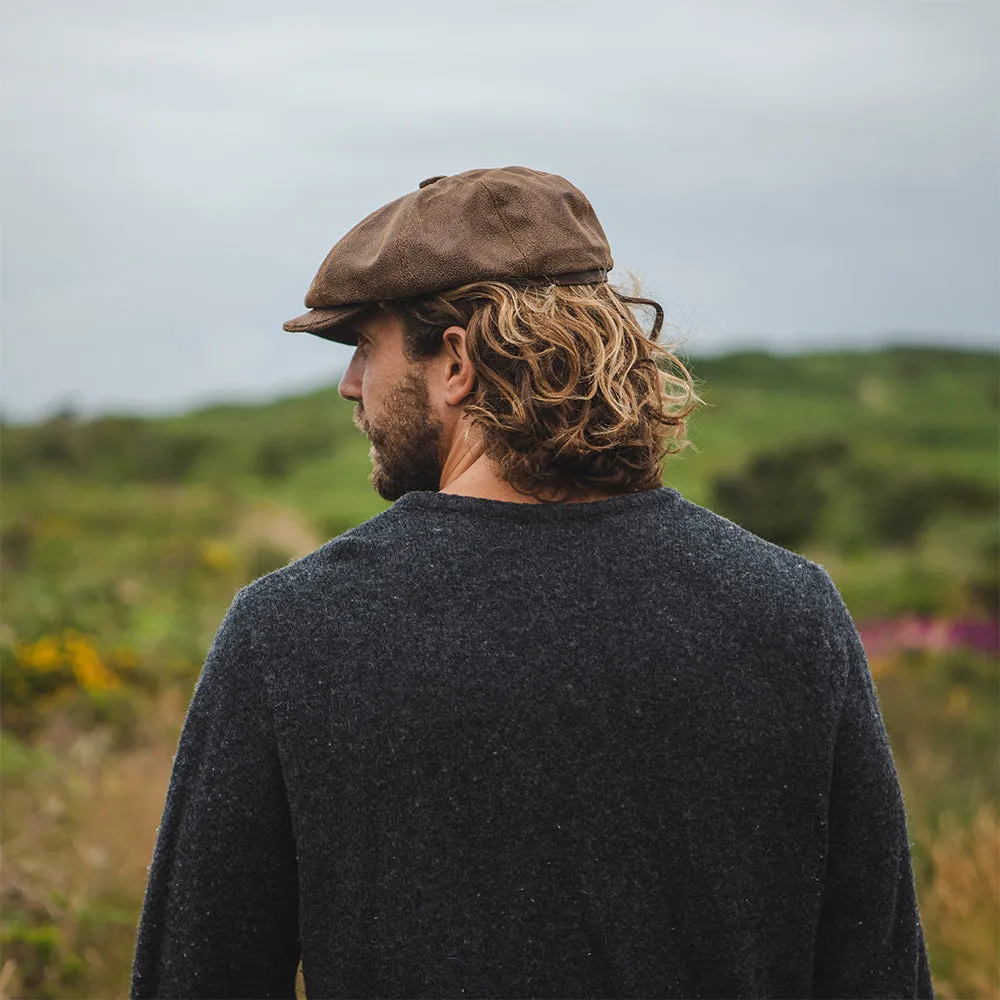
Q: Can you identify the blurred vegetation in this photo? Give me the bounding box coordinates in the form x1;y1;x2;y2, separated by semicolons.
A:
0;346;997;998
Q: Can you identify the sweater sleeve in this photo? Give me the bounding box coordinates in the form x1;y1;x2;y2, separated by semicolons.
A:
810;569;934;998
130;586;300;999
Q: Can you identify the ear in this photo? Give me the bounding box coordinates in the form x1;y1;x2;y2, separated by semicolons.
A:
439;325;476;406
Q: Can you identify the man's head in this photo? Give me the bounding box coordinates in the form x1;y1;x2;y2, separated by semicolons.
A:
336;278;699;503
287;166;700;502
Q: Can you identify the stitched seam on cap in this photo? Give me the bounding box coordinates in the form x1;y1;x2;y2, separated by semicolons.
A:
395;198;417;289
478;179;531;277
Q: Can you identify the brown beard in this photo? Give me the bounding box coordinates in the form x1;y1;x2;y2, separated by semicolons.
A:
358;367;446;501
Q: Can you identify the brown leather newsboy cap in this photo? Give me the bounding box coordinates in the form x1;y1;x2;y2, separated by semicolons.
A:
282;166;614;346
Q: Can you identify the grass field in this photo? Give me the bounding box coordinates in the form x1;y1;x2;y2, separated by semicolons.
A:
1;346;997;998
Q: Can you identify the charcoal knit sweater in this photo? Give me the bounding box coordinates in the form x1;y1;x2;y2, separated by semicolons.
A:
130;486;933;999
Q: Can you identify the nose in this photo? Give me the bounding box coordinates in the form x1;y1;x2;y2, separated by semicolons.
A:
338;351;363;402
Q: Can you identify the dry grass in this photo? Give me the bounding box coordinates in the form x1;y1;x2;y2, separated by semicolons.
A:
919;804;1000;1000
72;695;182;900
0;690;184;999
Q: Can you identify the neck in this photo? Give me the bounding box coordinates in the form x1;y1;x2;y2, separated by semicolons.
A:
439;455;617;504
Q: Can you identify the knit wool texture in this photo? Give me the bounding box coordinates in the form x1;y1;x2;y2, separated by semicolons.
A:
130;487;934;999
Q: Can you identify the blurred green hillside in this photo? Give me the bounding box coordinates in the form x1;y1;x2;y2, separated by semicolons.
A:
3;345;996;647
1;345;998;998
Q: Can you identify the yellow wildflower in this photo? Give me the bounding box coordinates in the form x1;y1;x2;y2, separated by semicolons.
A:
64;632;122;692
200;539;236;572
16;635;63;672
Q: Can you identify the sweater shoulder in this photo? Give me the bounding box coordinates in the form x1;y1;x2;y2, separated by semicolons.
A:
667;491;832;589
665;494;858;677
231;507;398;619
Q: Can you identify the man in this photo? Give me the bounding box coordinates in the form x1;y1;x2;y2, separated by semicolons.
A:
130;167;934;998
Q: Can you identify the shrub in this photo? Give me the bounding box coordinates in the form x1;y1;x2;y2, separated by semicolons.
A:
711;437;850;549
712;438;998;552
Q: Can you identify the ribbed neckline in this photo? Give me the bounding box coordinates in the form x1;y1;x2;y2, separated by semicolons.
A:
389;486;680;524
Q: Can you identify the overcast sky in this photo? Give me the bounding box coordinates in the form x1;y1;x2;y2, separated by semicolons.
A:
3;0;997;422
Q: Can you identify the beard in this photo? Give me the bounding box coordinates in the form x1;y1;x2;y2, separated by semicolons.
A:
354;367;446;501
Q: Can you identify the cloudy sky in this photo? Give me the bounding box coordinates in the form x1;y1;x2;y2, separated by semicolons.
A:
3;0;997;421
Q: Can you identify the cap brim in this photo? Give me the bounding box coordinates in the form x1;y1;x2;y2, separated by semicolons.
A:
282;304;368;345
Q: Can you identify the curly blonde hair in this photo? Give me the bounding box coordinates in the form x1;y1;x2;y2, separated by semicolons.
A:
383;279;701;502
